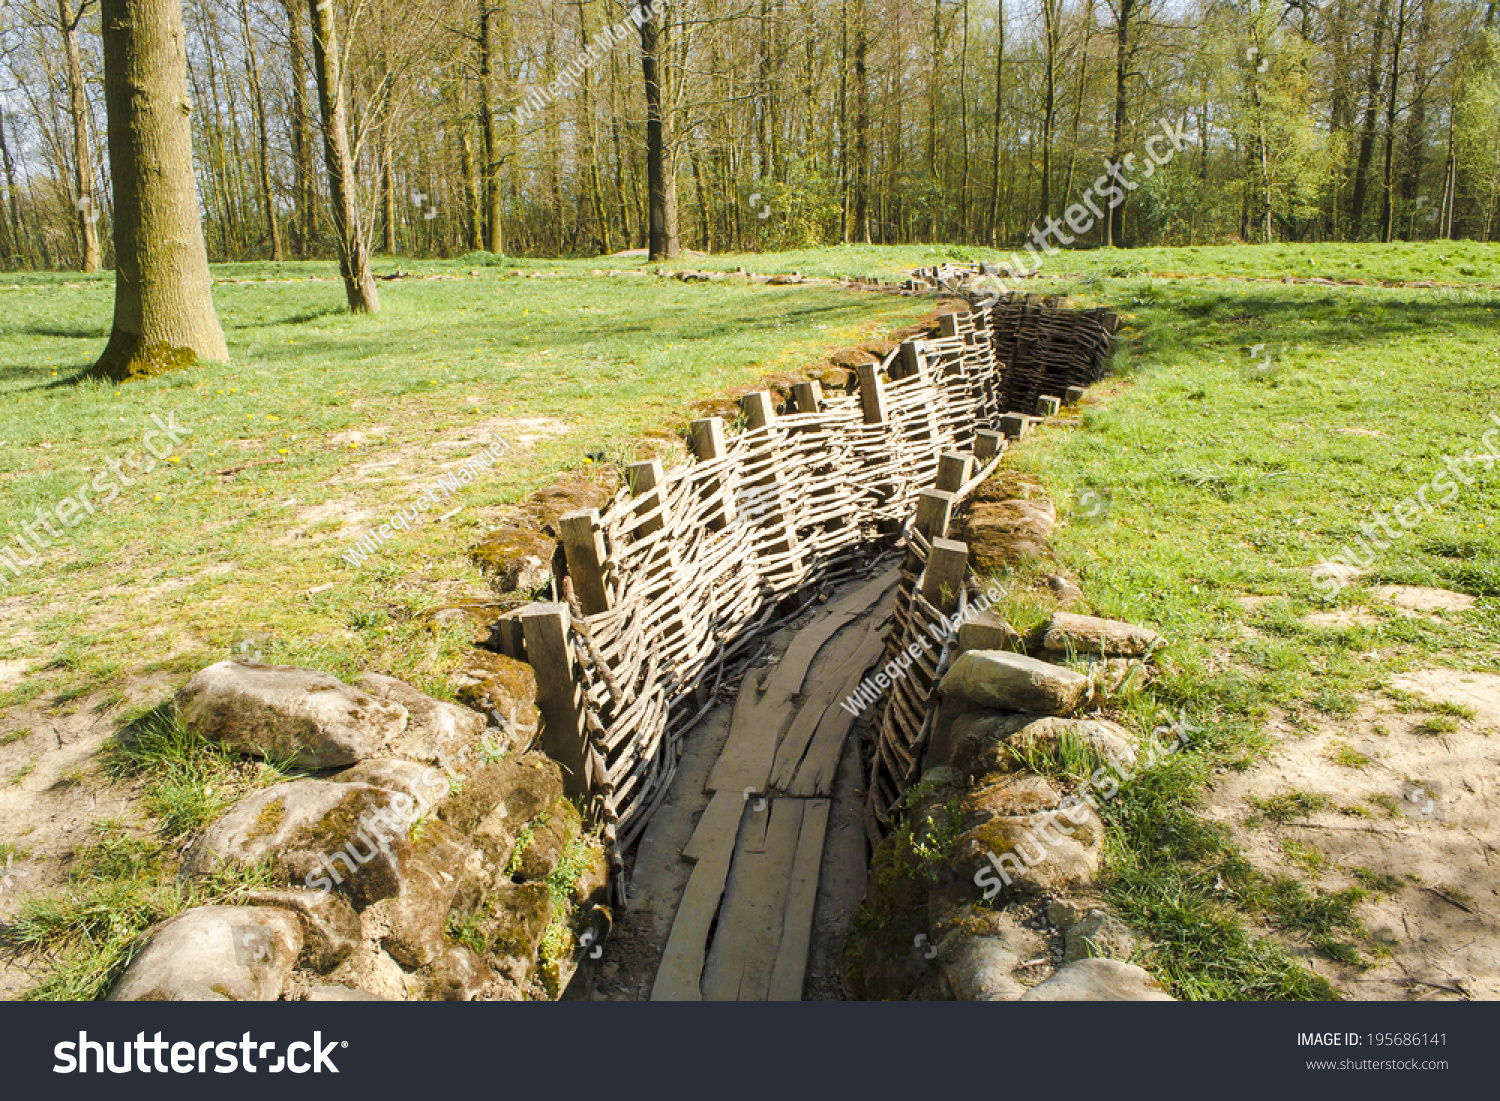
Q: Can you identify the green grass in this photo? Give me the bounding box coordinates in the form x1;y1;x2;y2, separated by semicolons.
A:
0;254;933;711
4;241;1499;1000
2;707;285;999
102;704;288;839
966;239;1499;998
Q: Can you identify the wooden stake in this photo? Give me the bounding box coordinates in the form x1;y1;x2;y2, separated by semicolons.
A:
520;602;590;800
560;508;610;615
974;429;1004;461
689;416;728;461
1036;395;1061;418
999;413;1029;439
856;363;888;425
627;459;667;537
689;416;737;530
898;339;925;379
741;390;776;431
791;380;822;414
935;451;974;494
914;489;954;540
922;539;969;614
938;312;961;339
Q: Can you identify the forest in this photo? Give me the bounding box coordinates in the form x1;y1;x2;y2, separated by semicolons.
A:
1;1;1498;268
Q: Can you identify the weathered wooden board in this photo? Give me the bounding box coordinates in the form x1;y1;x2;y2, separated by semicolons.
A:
766;798;831;1001
682;789;747;863
706;578;893;795
700;798;805;1001
786;630;889;797
650;793;745;1001
768;618;885;790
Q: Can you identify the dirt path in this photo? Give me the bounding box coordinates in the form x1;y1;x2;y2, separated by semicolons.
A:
1205;593;1500;1000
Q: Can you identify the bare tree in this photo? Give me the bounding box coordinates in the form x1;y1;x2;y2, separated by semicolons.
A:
308;0;378;312
59;0;102;270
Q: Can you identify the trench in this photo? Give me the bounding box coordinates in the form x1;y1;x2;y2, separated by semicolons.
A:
519;288;1119;1001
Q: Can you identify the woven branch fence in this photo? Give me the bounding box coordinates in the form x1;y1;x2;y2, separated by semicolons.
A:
510;296;1117;880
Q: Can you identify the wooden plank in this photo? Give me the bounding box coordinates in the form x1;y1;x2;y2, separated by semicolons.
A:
682;790;747;863
559;509;609;615
766;799;831;1001
786;631;891;797
769;619;885;790
707;572;897;794
704;665;789;794
519;603;589;802
650;830;738;1001
700;799;804;1001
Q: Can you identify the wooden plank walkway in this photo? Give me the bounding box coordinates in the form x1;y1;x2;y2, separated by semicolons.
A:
651;571;896;1001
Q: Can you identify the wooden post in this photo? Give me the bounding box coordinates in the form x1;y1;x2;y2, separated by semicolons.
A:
627;459;667;537
936;451;974;494
922;538;969;614
741;390;776;431
974;430;1004;461
856;363;888;425
898;339;925;379
914;489;954;540
560;509;610;615
520;602;590;800
690;416;737;530
739;393;802;575
493;609;527;660
1036;395;1061;418
690;415;728;461
998;413;1029;439
1064;385;1085;405
938;312;961;340
791;380;822;414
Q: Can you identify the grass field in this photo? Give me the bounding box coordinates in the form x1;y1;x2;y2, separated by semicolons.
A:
1;240;1498;999
0;258;934;712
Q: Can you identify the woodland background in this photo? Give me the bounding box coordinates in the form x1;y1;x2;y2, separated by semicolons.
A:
2;0;1499;271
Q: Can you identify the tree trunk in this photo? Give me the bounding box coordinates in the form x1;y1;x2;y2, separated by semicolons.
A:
987;0;1005;239
308;0;378;312
459;103;482;252
839;0;850;242
1350;0;1390;238
578;0;610;254
240;0;282;261
479;0;503;254
60;0;103;272
1040;0;1059;220
94;0;227;380
282;0;316;256
0;113;26;268
1107;0;1135;246
639;0;680;259
853;0;870;244
1379;0;1409;242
